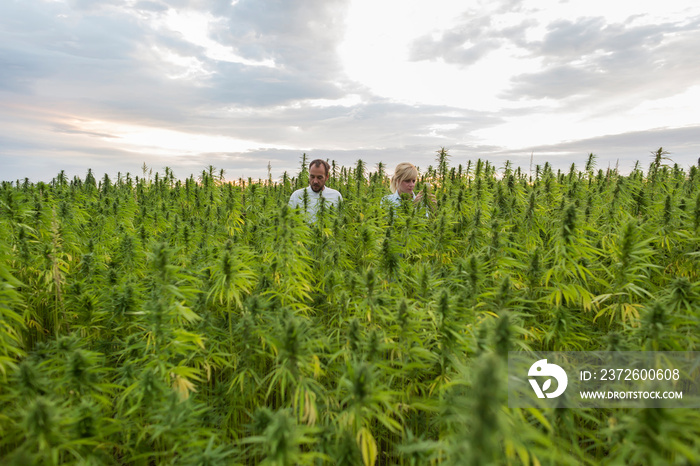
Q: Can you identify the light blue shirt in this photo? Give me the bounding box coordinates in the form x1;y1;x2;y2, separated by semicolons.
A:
383;191;415;207
383;191;430;217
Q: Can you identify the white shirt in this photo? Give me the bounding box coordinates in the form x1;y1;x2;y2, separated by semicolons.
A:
288;186;342;221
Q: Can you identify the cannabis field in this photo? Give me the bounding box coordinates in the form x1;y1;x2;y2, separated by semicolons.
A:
1;149;699;465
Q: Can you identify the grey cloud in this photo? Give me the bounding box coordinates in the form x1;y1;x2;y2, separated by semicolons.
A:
0;86;501;182
0;2;148;85
538;17;610;57
165;0;359;109
408;11;536;66
409;15;502;65
133;1;170;12
1;0;354;116
202;62;345;106
0;3;69;93
201;128;685;182
489;125;700;173
4;121;698;183
406;8;700;107
154;0;233;15
0;140;142;183
67;0;128;11
506;15;700;102
0;3;223;128
52;122;118;139
214;0;349;74
49;17;143;61
3;0;698;183
532;126;700;158
177;98;500;151
536;16;671;63
0;47;49;93
410;38;501;66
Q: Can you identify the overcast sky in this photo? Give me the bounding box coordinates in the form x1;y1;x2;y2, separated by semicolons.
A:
2;0;700;182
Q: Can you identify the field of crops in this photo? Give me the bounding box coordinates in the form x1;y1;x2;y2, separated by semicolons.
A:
1;149;699;465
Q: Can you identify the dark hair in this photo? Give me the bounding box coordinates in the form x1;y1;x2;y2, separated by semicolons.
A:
309;159;330;177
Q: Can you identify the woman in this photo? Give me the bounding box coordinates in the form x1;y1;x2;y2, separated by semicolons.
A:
384;162;434;209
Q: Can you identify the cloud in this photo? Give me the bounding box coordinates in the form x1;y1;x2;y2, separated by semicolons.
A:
133;1;170;12
1;0;699;183
52;122;119;139
408;14;501;65
403;4;700;113
202;0;351;101
0;0;355;123
506;15;700;103
488;125;700;173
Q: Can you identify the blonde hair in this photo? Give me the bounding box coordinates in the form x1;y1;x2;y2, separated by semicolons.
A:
390;163;418;193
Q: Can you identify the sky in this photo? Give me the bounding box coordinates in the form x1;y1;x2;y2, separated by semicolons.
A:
2;0;700;182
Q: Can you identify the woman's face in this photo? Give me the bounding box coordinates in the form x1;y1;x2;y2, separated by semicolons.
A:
398;177;416;195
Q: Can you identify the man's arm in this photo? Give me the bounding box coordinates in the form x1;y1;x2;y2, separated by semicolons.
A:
288;189;301;208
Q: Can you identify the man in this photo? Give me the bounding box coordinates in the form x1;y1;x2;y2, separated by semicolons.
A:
288;159;342;221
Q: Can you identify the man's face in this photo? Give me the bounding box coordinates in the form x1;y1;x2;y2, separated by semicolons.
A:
309;165;328;192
